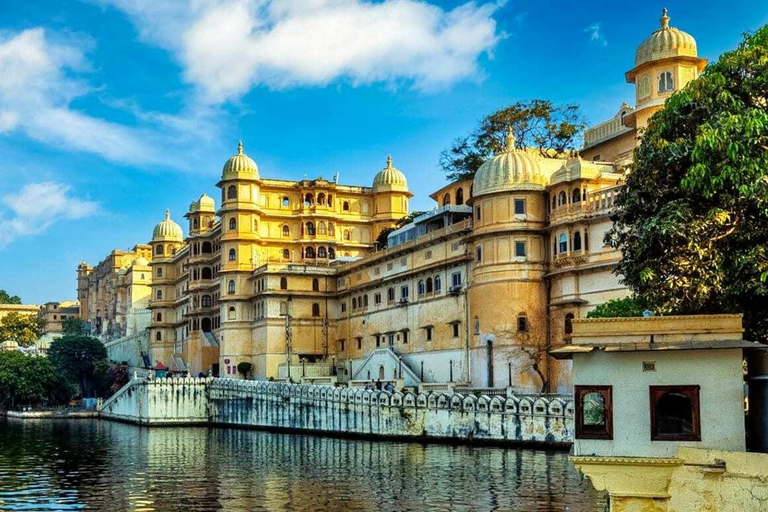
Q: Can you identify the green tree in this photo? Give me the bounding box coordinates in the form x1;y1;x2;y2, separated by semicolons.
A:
0;312;45;347
607;25;768;341
237;361;252;379
62;317;88;336
439;100;586;181
0;352;72;408
48;335;108;398
586;297;647;319
0;289;22;304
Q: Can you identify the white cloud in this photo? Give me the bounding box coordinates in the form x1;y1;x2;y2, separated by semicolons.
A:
96;0;501;103
0;182;99;247
0;28;218;168
584;22;607;47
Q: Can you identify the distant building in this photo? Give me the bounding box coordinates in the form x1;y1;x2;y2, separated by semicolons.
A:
82;10;706;392
38;301;80;335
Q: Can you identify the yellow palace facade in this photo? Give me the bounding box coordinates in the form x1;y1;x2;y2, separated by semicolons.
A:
78;10;706;392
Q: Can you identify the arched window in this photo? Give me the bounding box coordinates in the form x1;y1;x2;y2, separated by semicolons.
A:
434;275;441;292
282;249;290;260
317;193;325;204
317;246;327;258
305;247;316;258
282;196;290;208
572;189;581;203
426;277;433;293
306;222;315;236
443;193;451;206
517;313;529;332
156;312;162;322
202;241;212;253
229;217;237;230
202;295;212;307
418;280;425;295
282;225;290;237
304;193;314;206
573;231;582;251
558;191;567;206
639;75;651;98
559;233;568;254
156;290;163;300
157;267;163;277
327;194;333;207
551;196;557;210
193;218;199;229
202;267;212;279
156;245;164;255
328;222;335;235
280;277;287;290
456;188;464;205
228;280;235;294
229;248;236;261
344;230;351;241
228;307;236;321
658;71;674;93
318;222;326;235
156;332;162;341
343;201;350;211
565;313;574;335
474;316;480;335
328;248;336;259
227;185;237;200
312;278;319;291
584;231;590;252
352;297;357;309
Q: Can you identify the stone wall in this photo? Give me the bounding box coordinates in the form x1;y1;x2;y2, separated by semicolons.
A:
104;331;149;368
100;378;574;446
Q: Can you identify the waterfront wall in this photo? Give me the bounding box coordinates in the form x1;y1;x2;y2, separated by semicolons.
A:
104;331;149;368
100;378;574;446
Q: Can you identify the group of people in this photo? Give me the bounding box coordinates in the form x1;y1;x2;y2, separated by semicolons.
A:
366;379;394;393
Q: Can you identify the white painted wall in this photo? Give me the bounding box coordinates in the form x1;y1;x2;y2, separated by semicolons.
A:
573;349;746;458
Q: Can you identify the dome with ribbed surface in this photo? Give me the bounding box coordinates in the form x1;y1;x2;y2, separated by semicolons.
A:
152;209;184;242
635;9;697;67
222;141;259;179
189;193;215;213
472;128;546;197
373;156;408;193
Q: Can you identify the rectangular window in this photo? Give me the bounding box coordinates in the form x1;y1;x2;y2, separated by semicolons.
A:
402;331;408;344
387;263;393;271
515;241;527;258
475;206;481;221
387;288;395;302
650;385;701;441
357;338;362;350
374;293;381;305
375;335;381;347
339;340;345;351
514;198;526;215
476;247;482;262
341;302;347;313
575;385;613;440
451;272;462;288
401;258;407;267
400;286;409;299
452;323;460;338
426;327;433;342
425;250;432;260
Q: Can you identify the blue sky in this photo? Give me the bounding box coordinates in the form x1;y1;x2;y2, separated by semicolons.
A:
1;0;766;304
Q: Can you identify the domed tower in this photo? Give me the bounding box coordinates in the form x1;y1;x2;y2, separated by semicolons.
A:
624;8;707;129
371;155;412;241
467;128;552;391
216;141;261;376
186;193;216;236
149;209;184;367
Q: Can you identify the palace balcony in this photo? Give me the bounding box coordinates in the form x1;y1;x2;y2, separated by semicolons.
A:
548;185;622;226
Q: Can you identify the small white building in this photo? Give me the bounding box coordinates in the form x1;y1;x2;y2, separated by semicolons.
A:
551;314;758;458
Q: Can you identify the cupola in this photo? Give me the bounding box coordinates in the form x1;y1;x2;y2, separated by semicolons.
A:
635;9;698;67
472;128;546;197
152;209;184;242
222;141;259;180
373;155;409;193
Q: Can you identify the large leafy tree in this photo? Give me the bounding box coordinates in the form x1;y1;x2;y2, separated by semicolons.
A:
439;100;586;181
48;335;108;398
608;25;768;341
0;313;45;347
0;352;71;408
62;317;89;336
0;289;22;304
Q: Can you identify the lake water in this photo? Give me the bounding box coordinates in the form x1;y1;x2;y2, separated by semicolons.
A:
0;418;605;511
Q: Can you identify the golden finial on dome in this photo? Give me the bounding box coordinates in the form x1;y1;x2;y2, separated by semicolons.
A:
386;155;393;168
505;126;516;152
237;140;243;155
660;8;670;29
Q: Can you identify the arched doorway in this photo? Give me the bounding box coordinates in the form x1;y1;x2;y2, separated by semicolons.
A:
378;365;385;380
201;318;212;332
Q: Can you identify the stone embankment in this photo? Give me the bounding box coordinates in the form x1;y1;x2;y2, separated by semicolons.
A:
98;377;574;447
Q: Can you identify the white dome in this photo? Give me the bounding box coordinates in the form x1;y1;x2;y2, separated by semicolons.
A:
373;156;408;193
152;209;184;242
472;129;546;197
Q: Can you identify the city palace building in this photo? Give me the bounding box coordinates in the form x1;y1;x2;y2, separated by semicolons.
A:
77;10;706;393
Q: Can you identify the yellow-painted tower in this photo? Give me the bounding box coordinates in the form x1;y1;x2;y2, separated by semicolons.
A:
148;209;185;367
217;142;261;376
371;156;412;242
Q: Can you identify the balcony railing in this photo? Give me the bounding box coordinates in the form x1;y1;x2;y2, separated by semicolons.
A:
549;185;622;223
